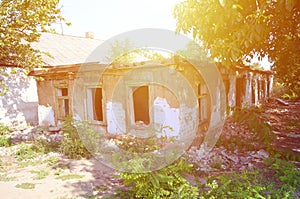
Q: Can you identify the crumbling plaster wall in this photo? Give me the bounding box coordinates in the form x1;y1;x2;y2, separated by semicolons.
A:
71;63;210;140
36;77;74;126
101;65;201;138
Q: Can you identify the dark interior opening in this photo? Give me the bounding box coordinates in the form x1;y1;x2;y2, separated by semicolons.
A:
92;88;103;121
133;86;150;125
236;76;246;107
252;79;256;104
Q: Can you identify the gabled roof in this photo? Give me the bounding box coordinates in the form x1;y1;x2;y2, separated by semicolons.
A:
31;33;103;67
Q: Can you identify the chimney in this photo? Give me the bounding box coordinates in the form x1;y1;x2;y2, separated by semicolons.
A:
85;32;94;39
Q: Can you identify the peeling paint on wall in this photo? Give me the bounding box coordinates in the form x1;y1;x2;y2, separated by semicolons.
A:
107;101;126;135
153;97;180;138
38;105;55;126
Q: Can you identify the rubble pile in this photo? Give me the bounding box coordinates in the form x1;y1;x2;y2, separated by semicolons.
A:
9;126;64;144
186;146;269;172
187;98;300;171
262;98;300;154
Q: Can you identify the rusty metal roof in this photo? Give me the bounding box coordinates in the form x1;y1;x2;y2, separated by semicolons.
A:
31;33;103;67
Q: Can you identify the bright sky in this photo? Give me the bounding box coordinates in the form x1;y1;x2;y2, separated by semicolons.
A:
55;0;182;40
54;0;271;69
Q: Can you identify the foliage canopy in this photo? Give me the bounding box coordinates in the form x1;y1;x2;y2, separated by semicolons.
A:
0;0;66;94
174;0;300;95
0;0;65;68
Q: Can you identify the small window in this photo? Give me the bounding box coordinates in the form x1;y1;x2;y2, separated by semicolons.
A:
132;86;150;125
87;87;103;122
57;88;68;97
56;87;69;118
198;83;207;122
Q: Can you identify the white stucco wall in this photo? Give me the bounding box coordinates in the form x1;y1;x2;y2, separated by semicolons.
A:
0;68;38;128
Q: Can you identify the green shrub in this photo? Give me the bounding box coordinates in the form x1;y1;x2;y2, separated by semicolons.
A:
201;170;267;199
0;123;11;147
116;159;199;198
32;138;60;154
0;123;10;135
0;135;11;147
233;107;275;145
15;143;39;161
60;116;101;159
217;107;275;152
200;158;299;199
113;135;162;153
47;156;60;166
266;158;300;188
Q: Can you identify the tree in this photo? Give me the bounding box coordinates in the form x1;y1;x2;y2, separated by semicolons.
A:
176;41;210;62
173;0;299;96
0;0;66;95
108;39;166;64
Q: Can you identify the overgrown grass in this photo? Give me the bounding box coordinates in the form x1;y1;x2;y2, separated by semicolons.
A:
14;143;40;161
18;156;60;168
0;173;16;181
15;182;35;189
47;156;60;166
30;170;49;180
18;160;44;168
55;174;84;181
199;158;299;199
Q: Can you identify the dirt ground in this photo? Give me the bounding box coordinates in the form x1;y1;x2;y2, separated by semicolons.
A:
0;153;122;199
0;98;299;198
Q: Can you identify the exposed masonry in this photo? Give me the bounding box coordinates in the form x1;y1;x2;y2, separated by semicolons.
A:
27;58;272;146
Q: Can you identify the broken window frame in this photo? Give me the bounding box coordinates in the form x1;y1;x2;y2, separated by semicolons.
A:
55;86;69;120
85;85;105;125
127;83;151;127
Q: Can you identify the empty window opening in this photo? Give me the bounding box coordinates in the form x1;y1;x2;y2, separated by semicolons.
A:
261;80;265;99
87;88;103;122
223;77;230;106
257;80;261;100
266;79;270;98
57;88;68;97
57;88;69;118
198;83;208;122
132;86;150;125
236;76;246;107
251;79;256;104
